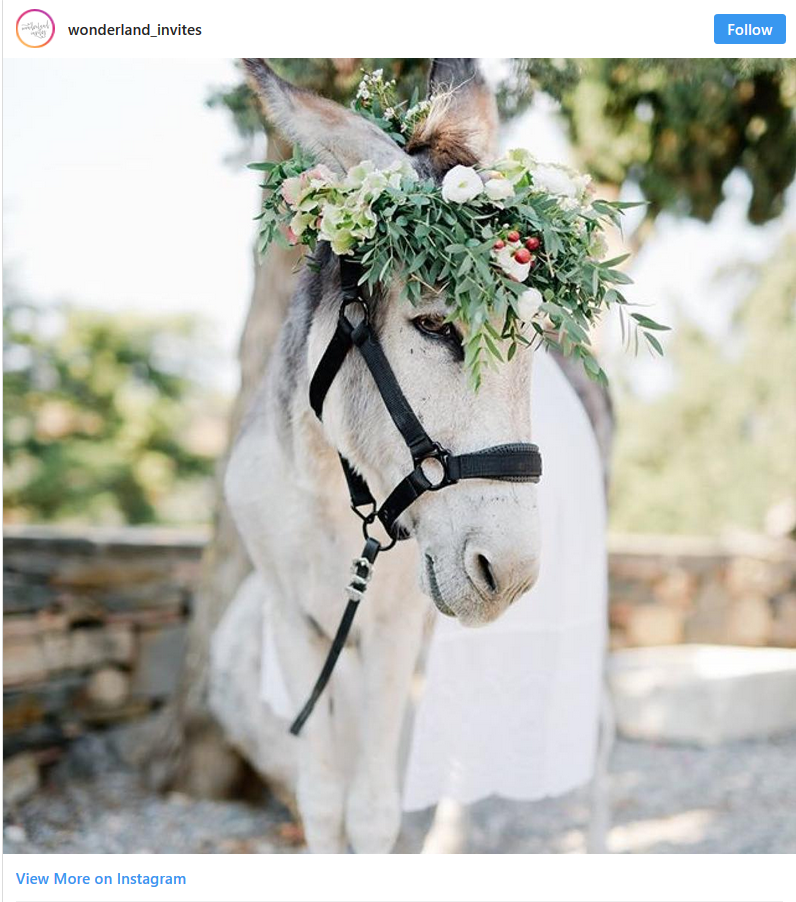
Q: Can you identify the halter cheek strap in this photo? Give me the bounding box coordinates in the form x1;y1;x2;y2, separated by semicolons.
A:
310;259;542;541
289;257;542;735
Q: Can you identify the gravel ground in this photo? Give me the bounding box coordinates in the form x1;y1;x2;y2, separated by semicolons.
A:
5;730;796;854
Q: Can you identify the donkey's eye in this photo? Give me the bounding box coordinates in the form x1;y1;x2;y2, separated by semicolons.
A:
411;315;464;361
413;315;456;339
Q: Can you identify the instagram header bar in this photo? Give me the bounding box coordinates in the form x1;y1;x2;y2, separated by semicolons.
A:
5;1;792;58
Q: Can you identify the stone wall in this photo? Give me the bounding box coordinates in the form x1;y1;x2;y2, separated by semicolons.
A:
3;525;206;758
4;526;796;757
608;533;796;649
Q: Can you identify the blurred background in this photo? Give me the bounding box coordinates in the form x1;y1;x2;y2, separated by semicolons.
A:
3;59;796;854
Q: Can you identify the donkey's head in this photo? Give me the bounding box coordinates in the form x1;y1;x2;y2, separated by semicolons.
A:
245;59;540;626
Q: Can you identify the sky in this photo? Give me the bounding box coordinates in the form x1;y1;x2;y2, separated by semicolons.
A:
3;59;257;391
4;59;795;397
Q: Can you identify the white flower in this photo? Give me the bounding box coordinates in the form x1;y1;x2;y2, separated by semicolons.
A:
385;107;395;118
289;211;315;237
403;99;432;132
493;147;537;184
496;245;530;282
484;176;514;202
517;287;543;322
281;176;302;206
532;164;578;198
441;165;484;203
574;173;594;202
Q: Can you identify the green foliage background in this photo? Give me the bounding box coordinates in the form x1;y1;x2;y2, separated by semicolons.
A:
610;233;796;535
3;288;224;525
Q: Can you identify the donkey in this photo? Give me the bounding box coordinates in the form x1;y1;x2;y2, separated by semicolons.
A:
217;59;542;853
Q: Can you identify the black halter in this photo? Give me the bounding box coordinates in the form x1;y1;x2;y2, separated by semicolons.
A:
289;257;542;735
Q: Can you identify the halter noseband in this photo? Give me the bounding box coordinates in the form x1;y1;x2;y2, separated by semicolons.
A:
289;257;542;735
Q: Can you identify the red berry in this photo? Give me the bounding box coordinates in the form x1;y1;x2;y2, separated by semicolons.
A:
493;239;505;250
525;236;541;251
507;230;520;243
514;247;532;264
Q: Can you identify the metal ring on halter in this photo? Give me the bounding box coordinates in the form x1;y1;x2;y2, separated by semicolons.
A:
361;513;398;551
350;499;377;523
340;296;369;325
417;442;456;492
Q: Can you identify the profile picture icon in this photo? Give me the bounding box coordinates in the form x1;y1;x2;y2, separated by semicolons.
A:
16;9;54;47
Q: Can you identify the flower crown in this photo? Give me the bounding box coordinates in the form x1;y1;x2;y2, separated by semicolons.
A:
251;72;667;388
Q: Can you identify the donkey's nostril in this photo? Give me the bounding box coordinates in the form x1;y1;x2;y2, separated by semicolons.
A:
476;553;498;594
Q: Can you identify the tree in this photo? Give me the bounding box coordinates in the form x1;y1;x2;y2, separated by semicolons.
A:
518;59;796;224
610;233;796;535
3;291;221;526
153;58;796;796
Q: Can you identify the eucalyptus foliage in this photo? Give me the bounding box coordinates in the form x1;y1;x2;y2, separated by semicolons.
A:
252;145;666;388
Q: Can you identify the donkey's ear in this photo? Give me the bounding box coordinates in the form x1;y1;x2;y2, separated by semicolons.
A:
242;59;409;173
408;58;499;170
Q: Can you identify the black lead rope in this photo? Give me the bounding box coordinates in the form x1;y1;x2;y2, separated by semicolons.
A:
289;258;542;736
289;537;380;736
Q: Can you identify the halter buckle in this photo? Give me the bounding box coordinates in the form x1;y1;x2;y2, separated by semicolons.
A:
347;555;375;602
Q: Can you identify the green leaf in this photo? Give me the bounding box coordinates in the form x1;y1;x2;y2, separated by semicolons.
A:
405;252;428;275
631;313;671;331
599;253;631;268
644;331;665;355
484;334;503;361
580;351;601;376
605;268;634;285
457;256;473;277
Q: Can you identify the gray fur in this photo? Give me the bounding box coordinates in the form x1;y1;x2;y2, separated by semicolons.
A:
211;58;604;854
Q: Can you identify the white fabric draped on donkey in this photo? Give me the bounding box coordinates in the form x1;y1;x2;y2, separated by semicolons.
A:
260;348;608;810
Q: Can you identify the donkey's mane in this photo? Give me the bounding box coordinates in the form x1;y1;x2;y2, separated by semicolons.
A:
272;243;331;420
407;92;481;175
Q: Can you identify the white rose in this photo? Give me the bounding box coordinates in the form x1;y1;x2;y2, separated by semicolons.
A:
496;245;530;282
441;165;484;203
517;287;543;322
484;177;514;202
532;164;578;198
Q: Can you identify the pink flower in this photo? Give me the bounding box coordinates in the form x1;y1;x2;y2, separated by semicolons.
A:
281;177;302;206
305;164;335;185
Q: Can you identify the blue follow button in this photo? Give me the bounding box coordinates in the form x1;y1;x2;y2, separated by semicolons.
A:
714;13;786;43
